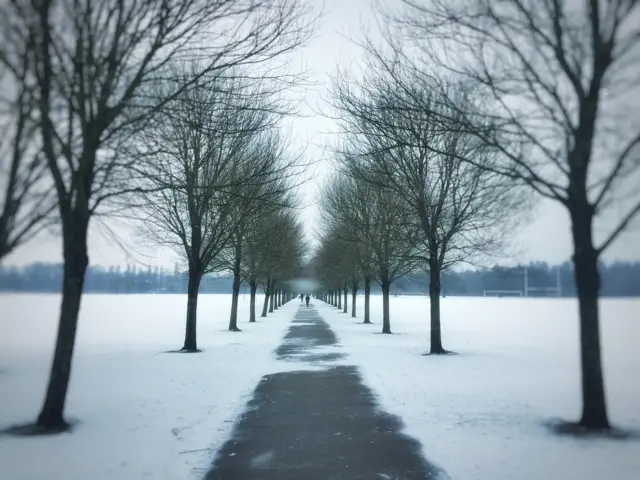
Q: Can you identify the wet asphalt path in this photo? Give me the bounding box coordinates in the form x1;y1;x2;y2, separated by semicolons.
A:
204;303;443;480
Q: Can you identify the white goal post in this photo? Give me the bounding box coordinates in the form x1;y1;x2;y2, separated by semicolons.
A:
524;267;562;297
483;290;524;297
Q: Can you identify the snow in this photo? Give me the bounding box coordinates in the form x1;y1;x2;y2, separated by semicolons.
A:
319;296;640;480
2;293;639;480
0;293;296;480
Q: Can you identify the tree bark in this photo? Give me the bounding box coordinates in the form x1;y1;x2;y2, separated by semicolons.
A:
37;218;89;429
381;278;391;334
269;281;275;313
429;251;446;354
337;288;342;309
343;288;348;313
249;280;257;322
351;286;357;318
571;208;609;429
182;265;202;351
274;289;279;310
228;238;243;331
261;281;270;318
364;277;371;324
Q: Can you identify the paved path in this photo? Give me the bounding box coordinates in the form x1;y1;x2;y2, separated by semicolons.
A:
205;303;443;480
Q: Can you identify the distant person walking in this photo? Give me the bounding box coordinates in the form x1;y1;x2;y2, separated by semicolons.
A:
300;293;304;302
305;295;310;307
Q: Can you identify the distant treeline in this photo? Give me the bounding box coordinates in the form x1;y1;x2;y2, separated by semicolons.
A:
397;261;640;297
1;260;639;297
0;263;235;294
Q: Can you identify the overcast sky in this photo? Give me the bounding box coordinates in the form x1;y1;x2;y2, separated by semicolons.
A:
4;0;639;269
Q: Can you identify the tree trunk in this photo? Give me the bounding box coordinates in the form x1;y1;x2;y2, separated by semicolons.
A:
269;281;275;313
37;219;89;429
381;278;391;334
429;252;446;354
274;289;279;310
228;239;243;331
249;280;257;323
343;288;348;313
571;209;609;429
182;266;202;351
261;281;270;318
364;277;371;324
337;288;342;309
351;286;357;318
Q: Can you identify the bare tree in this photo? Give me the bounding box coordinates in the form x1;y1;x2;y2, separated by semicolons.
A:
313;233;343;307
348;259;362;318
215;132;302;332
243;214;274;322
140;72;283;350
254;209;306;317
390;0;640;430
331;71;525;353
0;12;52;260
317;182;370;318
314;226;356;313
319;168;420;333
6;0;314;432
244;205;306;321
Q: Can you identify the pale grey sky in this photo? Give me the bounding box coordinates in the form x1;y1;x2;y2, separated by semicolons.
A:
4;0;639;268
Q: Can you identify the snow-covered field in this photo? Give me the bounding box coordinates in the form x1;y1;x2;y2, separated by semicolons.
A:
319;296;640;480
0;293;296;480
1;294;639;480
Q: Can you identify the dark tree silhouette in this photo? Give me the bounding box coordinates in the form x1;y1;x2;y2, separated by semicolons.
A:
5;0;314;432
318;170;419;333
140;73;284;349
331;72;524;353
0;18;53;260
390;0;640;430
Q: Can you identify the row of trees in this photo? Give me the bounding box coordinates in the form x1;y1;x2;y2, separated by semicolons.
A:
316;83;525;347
0;0;314;433
138;70;308;340
316;0;640;432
